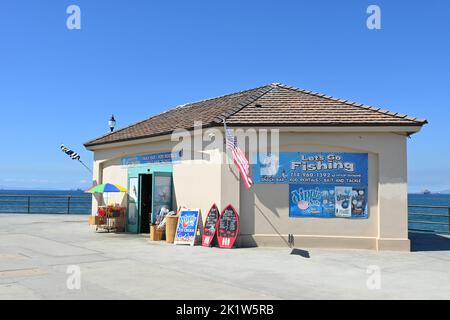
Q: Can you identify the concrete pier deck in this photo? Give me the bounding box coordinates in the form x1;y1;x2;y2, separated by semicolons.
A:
0;214;449;300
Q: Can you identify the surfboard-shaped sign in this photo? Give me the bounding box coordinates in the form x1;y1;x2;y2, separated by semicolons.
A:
217;204;239;249
202;204;219;247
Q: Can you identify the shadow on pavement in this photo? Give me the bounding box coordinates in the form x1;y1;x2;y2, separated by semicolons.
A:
290;248;310;258
410;232;450;252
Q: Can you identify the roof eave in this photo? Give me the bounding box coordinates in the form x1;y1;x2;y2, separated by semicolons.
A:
84;122;426;150
225;122;427;127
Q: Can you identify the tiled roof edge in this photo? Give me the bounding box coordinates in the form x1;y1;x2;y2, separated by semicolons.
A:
83;105;185;147
273;83;428;125
85;82;428;148
84;84;273;147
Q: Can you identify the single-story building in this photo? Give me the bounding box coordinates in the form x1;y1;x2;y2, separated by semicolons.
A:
84;83;427;251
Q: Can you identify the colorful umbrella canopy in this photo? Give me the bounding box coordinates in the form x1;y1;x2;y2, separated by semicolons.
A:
85;183;128;193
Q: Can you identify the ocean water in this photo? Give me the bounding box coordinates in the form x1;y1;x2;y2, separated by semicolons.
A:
0;191;449;233
408;194;450;234
0;190;92;215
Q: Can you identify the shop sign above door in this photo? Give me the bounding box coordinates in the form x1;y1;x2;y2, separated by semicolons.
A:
121;151;182;167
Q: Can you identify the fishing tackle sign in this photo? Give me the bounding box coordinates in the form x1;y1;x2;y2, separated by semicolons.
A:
253;152;369;219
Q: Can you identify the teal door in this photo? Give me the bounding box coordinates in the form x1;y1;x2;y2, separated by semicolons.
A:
151;172;173;224
126;165;173;233
126;176;139;233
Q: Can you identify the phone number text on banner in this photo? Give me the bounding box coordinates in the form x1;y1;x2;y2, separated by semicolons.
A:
252;152;368;186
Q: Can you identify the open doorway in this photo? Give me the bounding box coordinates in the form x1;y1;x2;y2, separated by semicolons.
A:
139;174;152;233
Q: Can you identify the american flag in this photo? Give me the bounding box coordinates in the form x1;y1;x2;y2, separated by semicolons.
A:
224;120;253;189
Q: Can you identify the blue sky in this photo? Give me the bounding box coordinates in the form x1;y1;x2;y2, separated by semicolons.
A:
0;0;448;192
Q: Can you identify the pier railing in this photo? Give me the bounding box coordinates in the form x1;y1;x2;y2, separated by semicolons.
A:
0;196;448;230
408;204;450;235
0;195;92;215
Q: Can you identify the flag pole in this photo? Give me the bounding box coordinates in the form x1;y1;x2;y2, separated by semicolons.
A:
222;118;230;156
222;117;227;134
78;160;93;174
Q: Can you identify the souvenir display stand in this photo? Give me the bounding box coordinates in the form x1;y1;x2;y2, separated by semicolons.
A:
94;204;126;233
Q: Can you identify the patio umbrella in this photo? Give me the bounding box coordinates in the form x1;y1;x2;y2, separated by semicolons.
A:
85;183;128;193
85;183;128;206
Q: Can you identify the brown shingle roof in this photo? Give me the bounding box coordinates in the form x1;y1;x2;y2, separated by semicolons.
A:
84;83;427;147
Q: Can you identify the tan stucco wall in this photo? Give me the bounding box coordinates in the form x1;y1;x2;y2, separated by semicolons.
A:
233;131;408;251
172;160;222;223
88;128;414;251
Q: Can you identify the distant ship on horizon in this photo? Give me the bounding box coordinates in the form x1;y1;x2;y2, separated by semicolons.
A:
422;189;431;195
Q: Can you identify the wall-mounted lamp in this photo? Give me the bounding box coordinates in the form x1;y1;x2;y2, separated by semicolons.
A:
108;115;116;132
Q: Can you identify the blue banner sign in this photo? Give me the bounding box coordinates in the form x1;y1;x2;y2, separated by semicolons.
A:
252;152;368;185
122;151;181;167
252;152;368;219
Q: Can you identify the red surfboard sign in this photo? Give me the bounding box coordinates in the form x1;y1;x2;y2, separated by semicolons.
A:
202;204;219;247
217;204;239;249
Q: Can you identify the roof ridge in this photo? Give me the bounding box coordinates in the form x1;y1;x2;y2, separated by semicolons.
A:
213;85;275;124
174;84;273;110
84;84;274;146
272;83;428;125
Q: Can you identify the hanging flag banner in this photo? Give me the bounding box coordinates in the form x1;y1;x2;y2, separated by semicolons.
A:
252;152;368;219
60;144;92;173
61;144;81;160
174;209;201;246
